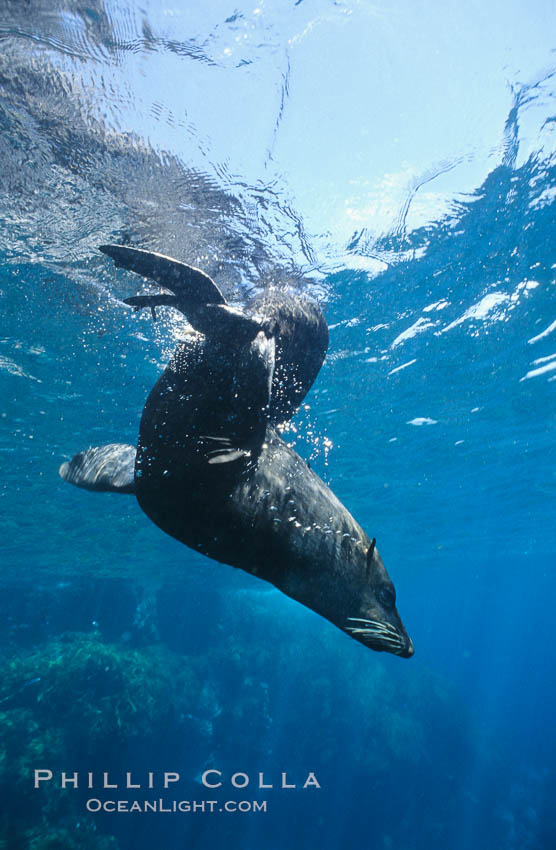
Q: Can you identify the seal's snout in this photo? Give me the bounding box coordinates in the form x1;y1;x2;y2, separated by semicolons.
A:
344;616;413;657
401;637;415;658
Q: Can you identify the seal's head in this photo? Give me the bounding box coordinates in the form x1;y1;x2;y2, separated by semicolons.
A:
345;539;414;658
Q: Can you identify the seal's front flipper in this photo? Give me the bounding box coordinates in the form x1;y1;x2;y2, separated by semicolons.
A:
200;435;252;465
247;292;329;425
59;443;136;494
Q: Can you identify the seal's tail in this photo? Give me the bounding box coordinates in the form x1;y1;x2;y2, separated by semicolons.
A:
59;443;136;493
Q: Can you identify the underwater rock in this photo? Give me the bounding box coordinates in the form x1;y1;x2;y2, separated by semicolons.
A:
0;633;201;847
9;824;120;850
0;610;474;850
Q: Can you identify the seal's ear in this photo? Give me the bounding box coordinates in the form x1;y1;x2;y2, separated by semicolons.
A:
366;538;376;579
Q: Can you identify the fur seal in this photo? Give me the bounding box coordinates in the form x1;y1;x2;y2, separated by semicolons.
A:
60;246;413;658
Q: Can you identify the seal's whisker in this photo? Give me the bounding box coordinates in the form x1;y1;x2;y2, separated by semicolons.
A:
379;626;400;637
347;622;388;633
374;639;403;650
347;623;398;639
347;623;391;634
347;617;399;635
346;625;398;638
370;622;397;633
347;627;402;647
347;617;377;624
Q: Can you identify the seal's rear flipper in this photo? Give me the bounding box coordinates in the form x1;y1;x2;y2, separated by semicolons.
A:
101;244;264;341
124;294;179;321
99;245;226;310
59;443;136;494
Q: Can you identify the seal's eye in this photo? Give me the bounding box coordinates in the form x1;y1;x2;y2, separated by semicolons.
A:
378;586;396;609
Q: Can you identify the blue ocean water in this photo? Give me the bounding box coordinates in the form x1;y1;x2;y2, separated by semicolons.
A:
1;3;555;849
